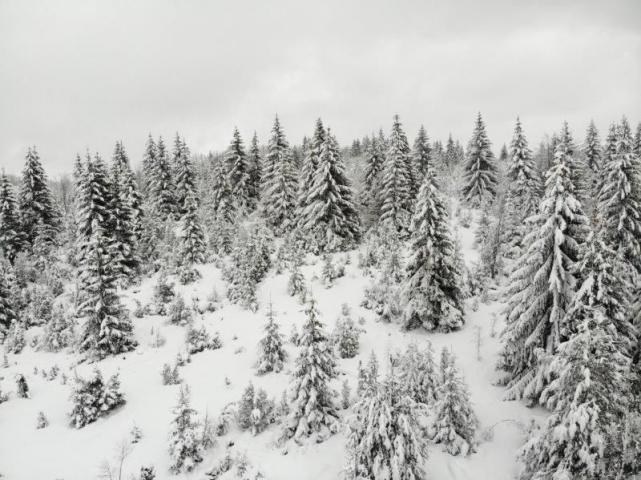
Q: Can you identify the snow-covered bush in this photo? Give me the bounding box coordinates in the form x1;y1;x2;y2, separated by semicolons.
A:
161;363;181;385
69;369;125;428
333;305;361;359
256;306;287;374
150;271;175;315
185;325;222;354
4;321;26;354
238;382;275;435
320;254;344;288
361;281;402;323
39;304;75;352
168;295;192;325
36;411;48;429
21;283;54;327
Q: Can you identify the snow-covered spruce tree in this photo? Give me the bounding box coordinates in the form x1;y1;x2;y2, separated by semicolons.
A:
398;342;438;406
173;134;196;216
346;358;428;480
248;132;262;205
499;125;589;403
110;141;140;280
261;116;298;233
225;127;254;214
412;124;432;179
39;304;74;352
432;348;478;456
0;172;24;262
361;134;384;223
505;117;542;256
379;115;415;234
257;303;287;374
142;134;157;195
168;384;204;473
299;129;361;252
177;192;206;283
0;259;17;339
78;220;135;358
18;146;58;246
519;308;630;480
285;297;339;441
333;306;360;359
69;369;125;428
402;172;464;332
583;120;602;209
598;117;641;274
461;112;498;207
295;118;326;234
357;350;380;396
149;136;176;219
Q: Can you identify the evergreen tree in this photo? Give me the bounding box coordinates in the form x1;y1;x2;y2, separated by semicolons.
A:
261;116;298;233
499;124;589;403
412;125;432;179
432;349;478;455
362;134;384;222
225;128;253;213
379;115;415;233
505;117;541;254
398;342;438;406
285;297;339;440
296;118;326;227
346;358;428;480
248;132;262;204
583;120;602;176
78;220;135;358
179;192;206;266
257;303;287;374
443;134;458;171
461;113;498;206
519;310;629;480
18;146;58;245
142;134;157;195
110;142;140;279
634;122;641;158
0;259;17;338
0;172;24;261
168;385;204;473
173;134;196;215
149;136;175;219
209;155;236;223
598;117;641;273
299;129;361;252
402;172;464;332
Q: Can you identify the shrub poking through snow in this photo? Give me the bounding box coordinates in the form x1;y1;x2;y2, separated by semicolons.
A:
320;254;344;287
168;295;192;325
16;374;29;398
361;281;402;323
36;411;48;429
5;321;26;354
185;325;222;354
432;348;478;455
257;304;287;374
357;351;379;396
39;303;75;352
150;271;175;314
161;363;181;385
168;384;204;473
69;369;124;428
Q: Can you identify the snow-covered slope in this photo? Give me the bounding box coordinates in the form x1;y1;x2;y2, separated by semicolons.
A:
0;214;545;480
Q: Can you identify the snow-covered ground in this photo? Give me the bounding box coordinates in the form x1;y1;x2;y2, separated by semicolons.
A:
0;213;546;480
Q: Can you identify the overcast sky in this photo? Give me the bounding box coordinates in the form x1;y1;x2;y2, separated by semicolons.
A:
0;0;640;177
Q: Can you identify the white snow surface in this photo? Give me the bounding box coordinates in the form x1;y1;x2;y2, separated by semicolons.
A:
0;212;547;480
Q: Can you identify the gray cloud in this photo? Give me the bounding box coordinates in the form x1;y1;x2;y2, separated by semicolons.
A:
1;0;640;176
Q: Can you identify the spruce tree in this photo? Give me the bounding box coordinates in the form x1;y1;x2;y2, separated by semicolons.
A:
499;124;589;403
285;297;339;440
248;132;262;204
398;342;438;406
296;118;326;227
0;259;17;338
261;116;298;233
78;220;135;358
432;349;478;455
519;309;629;480
257;303;287;374
443;134;457;171
402;172;464;332
19;146;58;245
598;117;641;274
634;122;641;158
225;128;253;213
461;113;498;206
142;134;157;195
412;125;432;179
0;172;24;261
362;134;384;222
379;115;415;233
110;142;140;280
505;117;542;255
179;192;206;266
299;129;361;252
346;358;428;480
173;134;196;216
149;136;175;219
168;385;203;473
